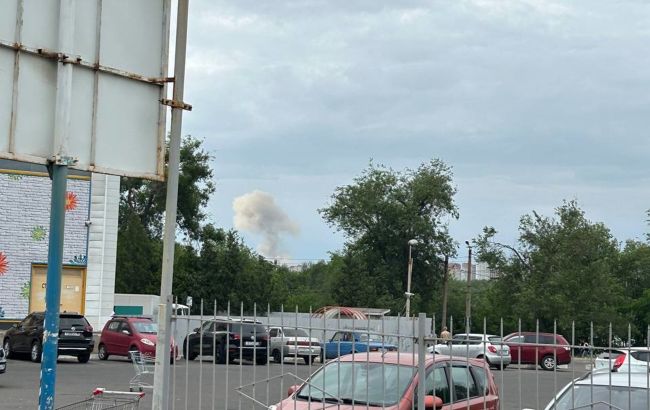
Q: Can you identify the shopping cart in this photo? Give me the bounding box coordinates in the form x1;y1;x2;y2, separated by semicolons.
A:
56;388;145;409
129;351;155;392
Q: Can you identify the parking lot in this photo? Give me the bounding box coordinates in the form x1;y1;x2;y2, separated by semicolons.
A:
1;353;592;409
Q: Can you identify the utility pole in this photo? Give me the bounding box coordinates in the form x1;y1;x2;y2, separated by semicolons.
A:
465;241;472;332
405;239;418;318
441;255;449;329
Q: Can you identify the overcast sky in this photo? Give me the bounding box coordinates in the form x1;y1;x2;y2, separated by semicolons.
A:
179;0;650;262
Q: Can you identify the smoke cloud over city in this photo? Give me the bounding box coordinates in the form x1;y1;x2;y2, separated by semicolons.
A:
233;190;299;258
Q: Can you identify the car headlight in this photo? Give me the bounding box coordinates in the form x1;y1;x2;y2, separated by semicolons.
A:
141;338;155;346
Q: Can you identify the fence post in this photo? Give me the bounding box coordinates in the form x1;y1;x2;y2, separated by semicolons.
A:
418;313;426;410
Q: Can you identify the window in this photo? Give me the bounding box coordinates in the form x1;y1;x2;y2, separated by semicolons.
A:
269;328;279;337
132;321;157;334
539;335;555;345
108;321;120;332
506;335;523;344
450;366;480;401
283;328;308;337
119;322;132;334
297;362;415;407
471;366;489;396
202;321;216;332
422;367;450;405
523;334;538;343
631;351;650;362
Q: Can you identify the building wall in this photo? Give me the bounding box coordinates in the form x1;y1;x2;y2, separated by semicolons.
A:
0;171;90;319
85;174;120;330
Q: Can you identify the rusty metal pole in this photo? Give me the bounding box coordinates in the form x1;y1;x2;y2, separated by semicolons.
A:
152;1;189;409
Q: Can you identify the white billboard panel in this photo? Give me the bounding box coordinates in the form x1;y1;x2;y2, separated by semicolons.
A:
0;0;171;180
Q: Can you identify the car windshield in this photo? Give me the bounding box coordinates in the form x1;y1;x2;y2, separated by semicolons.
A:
553;385;649;410
133;321;157;334
296;362;415;406
283;328;308;337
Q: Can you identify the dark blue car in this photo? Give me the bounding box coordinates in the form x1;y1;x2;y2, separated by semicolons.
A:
321;330;398;360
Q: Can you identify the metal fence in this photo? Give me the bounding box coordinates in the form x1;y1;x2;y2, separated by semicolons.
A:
157;300;650;410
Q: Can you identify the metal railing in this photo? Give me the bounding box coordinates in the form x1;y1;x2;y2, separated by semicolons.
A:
155;300;650;410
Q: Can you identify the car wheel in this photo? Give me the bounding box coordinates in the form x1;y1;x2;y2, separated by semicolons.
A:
272;349;282;363
98;344;109;360
78;353;90;363
302;355;313;365
215;344;227;364
31;341;43;363
3;339;12;359
540;355;555;371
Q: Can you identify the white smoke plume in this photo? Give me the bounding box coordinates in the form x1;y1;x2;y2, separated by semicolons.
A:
233;190;299;258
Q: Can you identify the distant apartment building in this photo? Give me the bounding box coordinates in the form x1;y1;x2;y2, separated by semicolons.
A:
449;261;498;281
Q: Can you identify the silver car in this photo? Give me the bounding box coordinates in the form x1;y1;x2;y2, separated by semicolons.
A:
268;326;321;364
428;333;511;369
540;369;650;409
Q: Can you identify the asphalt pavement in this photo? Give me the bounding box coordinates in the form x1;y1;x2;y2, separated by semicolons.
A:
0;354;593;409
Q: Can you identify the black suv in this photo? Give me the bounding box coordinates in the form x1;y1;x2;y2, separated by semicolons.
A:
183;319;268;364
3;312;94;363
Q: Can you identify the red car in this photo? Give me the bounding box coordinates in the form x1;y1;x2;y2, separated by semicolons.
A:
272;352;499;410
502;332;571;370
98;316;177;361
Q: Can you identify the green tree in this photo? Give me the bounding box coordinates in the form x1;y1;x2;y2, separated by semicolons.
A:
319;159;458;315
116;136;215;294
475;200;628;341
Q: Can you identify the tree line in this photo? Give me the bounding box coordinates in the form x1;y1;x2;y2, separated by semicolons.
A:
116;137;650;345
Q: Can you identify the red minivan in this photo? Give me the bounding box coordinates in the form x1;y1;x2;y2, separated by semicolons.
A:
502;332;571;370
98;316;177;361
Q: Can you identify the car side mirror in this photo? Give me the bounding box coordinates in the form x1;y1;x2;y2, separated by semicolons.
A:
287;385;300;397
424;396;443;409
193;327;200;333
122;329;131;335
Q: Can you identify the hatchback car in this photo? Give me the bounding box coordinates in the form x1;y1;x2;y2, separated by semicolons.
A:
269;326;321;364
503;332;571;370
98;316;177;361
3;312;94;363
537;369;650;409
594;348;650;373
321;330;398;361
429;333;511;369
271;352;500;410
183;318;268;364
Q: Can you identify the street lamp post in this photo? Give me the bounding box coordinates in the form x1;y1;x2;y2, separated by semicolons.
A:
465;240;472;332
405;239;418;318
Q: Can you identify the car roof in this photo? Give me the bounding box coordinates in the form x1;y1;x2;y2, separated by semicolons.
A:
33;311;84;318
576;370;650;389
454;333;500;338
337;351;489;368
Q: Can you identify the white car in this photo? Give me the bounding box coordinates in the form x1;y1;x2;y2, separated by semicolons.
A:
428;333;511;369
536;369;650;409
594;348;650;373
268;326;321;364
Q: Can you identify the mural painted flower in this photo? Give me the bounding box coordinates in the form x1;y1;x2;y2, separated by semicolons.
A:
65;191;78;211
31;226;47;241
7;174;23;181
0;252;7;276
20;282;30;300
69;255;87;265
